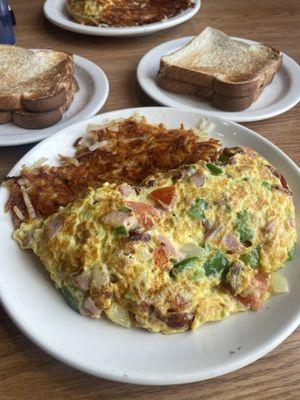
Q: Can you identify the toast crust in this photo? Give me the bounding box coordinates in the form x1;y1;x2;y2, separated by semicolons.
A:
13;108;63;130
12;78;77;130
0;110;12;124
157;75;213;100
157;75;271;111
21;87;68;113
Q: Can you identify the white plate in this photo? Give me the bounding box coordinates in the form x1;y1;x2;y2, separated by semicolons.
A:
0;54;109;146
137;37;300;122
43;0;201;37
0;107;299;385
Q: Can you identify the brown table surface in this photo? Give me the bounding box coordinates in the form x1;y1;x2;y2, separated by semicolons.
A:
1;1;300;399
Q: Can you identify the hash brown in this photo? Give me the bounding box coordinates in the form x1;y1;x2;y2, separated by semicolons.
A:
4;116;220;225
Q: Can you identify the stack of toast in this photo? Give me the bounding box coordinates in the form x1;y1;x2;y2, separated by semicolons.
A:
157;27;282;111
0;46;78;129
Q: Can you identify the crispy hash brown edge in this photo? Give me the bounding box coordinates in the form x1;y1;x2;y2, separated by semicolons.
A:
4;116;221;226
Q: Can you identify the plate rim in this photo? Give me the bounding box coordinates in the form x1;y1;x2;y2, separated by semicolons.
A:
0;53;109;147
43;0;201;37
137;36;300;122
0;106;299;385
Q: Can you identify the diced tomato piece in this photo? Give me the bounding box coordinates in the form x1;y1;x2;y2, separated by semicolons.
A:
126;201;159;230
153;246;169;267
150;186;175;207
156;234;180;259
237;272;269;311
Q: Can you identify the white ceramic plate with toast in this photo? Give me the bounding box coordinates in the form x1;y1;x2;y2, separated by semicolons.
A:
0;54;109;147
0;107;299;385
137;37;300;122
43;0;201;37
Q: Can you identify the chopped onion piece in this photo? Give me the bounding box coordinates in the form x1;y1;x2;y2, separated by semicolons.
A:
270;272;289;293
106;302;132;328
58;154;79;167
21;188;36;220
13;206;25;221
32;157;48;168
89;140;109;151
180;243;204;257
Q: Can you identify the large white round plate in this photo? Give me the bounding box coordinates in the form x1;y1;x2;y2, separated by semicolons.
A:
0;107;299;385
137;37;300;122
43;0;201;37
0;54;109;147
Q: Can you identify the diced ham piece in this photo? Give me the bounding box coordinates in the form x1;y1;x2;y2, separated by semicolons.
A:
81;296;101;318
264;222;276;234
165;312;193;329
149;186;175;208
45;217;63;239
267;165;292;195
279;175;291;193
288;218;296;228
203;220;221;240
126;201;159;230
273;185;291;196
222;234;244;253
117;183;136;197
191;172;207;187
20;231;33;248
101;210;135;230
237;272;269;311
128;231;151;242
73;275;90;291
155;309;193;329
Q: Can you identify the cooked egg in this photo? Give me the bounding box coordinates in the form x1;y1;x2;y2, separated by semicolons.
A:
13;146;297;333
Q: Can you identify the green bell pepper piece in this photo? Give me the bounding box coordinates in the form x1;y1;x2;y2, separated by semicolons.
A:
205;163;223;175
203;250;230;277
188;198;208;220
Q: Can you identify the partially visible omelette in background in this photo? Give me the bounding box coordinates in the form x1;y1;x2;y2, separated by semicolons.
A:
67;0;195;27
13;145;297;333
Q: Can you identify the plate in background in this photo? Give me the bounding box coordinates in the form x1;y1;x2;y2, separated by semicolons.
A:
0;107;299;384
43;0;201;37
0;54;109;146
137;37;300;122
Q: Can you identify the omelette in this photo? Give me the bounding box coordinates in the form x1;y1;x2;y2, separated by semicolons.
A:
13;146;296;333
67;0;195;27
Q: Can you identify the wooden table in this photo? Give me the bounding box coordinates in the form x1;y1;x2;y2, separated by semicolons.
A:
1;1;299;399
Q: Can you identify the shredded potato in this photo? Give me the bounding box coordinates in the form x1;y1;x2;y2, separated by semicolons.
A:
5;116;220;225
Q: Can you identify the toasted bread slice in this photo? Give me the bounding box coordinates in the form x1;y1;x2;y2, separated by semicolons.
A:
0;45;74;112
0;110;12;124
157;27;281;109
12;78;77;130
157;75;269;111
